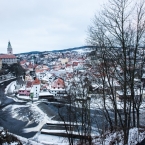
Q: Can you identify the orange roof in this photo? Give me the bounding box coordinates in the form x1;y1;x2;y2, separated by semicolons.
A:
20;60;26;65
73;62;79;66
51;78;65;88
57;78;64;84
35;69;45;73
33;78;40;85
0;54;16;59
66;64;71;67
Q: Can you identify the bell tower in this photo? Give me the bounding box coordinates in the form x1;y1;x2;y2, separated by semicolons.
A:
7;41;13;54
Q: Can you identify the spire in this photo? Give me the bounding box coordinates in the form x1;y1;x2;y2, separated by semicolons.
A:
7;41;13;54
8;41;12;50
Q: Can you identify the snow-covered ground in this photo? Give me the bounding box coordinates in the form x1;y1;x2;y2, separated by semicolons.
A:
5;81;32;102
23;103;52;133
32;132;68;145
74;49;91;53
2;132;43;145
90;96;145;110
1;101;70;144
3;80;145;145
2;80;69;144
5;81;16;94
2;127;145;145
93;127;145;145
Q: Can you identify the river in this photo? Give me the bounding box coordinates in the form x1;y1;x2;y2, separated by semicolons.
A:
0;80;38;138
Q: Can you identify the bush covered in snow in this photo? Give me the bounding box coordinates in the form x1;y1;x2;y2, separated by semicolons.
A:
92;127;145;145
0;129;22;145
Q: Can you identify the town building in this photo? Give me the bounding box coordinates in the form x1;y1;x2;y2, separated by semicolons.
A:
18;78;41;100
60;57;68;65
50;78;67;100
0;54;17;65
51;78;65;89
18;87;31;97
0;41;17;65
32;78;41;99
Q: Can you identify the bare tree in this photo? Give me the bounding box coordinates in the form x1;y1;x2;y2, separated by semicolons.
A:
87;0;145;144
58;71;92;145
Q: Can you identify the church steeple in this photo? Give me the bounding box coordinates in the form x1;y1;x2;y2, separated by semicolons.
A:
7;41;13;54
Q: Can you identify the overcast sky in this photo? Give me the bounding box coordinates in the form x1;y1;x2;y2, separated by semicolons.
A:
0;0;106;54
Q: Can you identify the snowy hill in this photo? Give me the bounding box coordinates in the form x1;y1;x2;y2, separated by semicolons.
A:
15;45;95;55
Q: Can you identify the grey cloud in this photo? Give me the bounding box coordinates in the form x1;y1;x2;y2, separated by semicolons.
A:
0;0;107;53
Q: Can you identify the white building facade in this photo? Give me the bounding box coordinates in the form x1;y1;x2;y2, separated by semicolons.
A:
0;55;17;64
0;41;17;65
32;78;41;100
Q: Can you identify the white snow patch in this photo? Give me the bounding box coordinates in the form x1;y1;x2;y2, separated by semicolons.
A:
23;104;52;133
5;81;16;94
36;133;68;145
2;104;29;111
93;128;145;145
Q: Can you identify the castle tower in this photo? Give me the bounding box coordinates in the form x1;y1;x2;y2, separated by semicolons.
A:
7;41;13;54
31;56;35;66
32;78;40;100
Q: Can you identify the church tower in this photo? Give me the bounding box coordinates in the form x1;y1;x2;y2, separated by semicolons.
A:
7;41;13;54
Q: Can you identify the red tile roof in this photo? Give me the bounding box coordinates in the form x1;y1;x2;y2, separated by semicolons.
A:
20;60;26;65
73;62;79;66
0;54;16;59
66;64;72;67
35;69;45;73
51;78;65;89
33;78;40;85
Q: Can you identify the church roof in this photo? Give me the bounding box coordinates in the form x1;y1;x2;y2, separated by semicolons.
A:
33;78;40;85
0;54;16;59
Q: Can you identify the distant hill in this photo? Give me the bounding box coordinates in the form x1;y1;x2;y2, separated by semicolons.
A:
50;46;96;52
15;46;96;55
15;51;41;55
